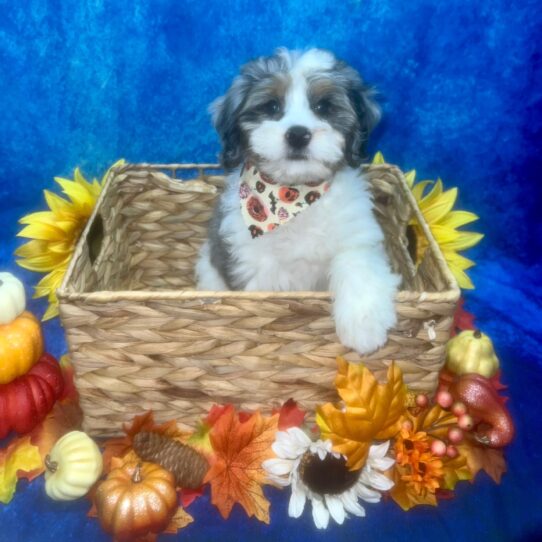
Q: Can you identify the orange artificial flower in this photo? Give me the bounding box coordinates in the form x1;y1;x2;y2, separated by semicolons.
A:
394;426;443;495
394;426;430;467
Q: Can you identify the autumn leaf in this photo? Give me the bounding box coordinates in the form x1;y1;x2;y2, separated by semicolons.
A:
316;359;407;470
409;405;473;489
163;506;194;534
458;434;506;483
441;455;472;490
58;354;79;402
102;411;191;473
388;404;472;511
389;464;438;511
272;399;306;430
451;298;476;337
204;407;278;523
410;404;458;441
187;404;234;456
179;487;204;508
0;436;43;503
407;404;473;490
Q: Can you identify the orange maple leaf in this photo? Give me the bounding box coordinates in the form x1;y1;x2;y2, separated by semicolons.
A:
204;406;278;524
458;434;506;484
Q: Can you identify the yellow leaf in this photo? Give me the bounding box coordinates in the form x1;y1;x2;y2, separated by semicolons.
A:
441;455;472;490
404;170;417;189
163;506;194;534
447;261;475;289
419;178;444;209
442;232;484;251
0;437;43;504
372;151;385;164
17;223;66;242
422;187;458;224
389;464;438;511
316;359;407;470
43;190;74;215
410;179;432;201
439;210;479;229
188;422;214;455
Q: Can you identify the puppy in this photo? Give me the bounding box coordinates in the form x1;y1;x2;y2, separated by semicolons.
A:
196;48;400;354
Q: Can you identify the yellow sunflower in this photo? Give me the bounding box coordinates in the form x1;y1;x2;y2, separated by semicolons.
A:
15;160;124;320
372;152;483;289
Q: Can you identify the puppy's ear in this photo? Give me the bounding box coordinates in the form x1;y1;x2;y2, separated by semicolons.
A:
345;77;381;167
210;76;250;170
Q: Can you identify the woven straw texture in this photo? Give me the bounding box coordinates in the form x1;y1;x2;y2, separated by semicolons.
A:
58;163;460;437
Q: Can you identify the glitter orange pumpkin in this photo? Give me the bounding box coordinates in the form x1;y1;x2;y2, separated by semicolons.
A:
95;462;178;541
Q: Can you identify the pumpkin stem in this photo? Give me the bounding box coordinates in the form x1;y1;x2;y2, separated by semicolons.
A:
132;463;142;483
44;455;58;473
473;329;482;339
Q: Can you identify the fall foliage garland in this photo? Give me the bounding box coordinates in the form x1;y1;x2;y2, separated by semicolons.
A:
0;302;514;537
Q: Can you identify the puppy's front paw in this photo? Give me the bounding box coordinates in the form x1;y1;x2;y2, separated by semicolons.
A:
334;297;397;355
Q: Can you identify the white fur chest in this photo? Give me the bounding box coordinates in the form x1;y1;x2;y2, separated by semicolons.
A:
217;167;383;292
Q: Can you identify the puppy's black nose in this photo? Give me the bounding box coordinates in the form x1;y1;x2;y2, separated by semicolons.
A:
285;125;312;149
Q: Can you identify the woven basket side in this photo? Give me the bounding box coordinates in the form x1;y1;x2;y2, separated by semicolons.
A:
59;168;136;295
89;164;421;293
362;165;416;288
57;161;460;437
60;291;455;437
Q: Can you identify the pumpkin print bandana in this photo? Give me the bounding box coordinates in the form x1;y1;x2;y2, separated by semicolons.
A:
239;163;331;238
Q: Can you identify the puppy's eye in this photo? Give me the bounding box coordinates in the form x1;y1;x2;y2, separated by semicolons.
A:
261;99;281;116
313;98;332;116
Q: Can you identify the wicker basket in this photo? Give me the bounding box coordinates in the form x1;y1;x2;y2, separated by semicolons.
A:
58;163;460;437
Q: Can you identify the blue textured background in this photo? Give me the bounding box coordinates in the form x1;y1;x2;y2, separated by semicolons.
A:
0;1;541;541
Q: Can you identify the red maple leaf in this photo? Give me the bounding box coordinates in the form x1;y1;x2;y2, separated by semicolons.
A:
272;399;306;430
451;298;476;337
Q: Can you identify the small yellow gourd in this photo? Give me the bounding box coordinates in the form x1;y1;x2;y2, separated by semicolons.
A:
445;329;500;378
45;431;103;501
0;272;26;325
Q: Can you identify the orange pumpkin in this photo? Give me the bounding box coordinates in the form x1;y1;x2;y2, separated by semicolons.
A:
0;311;43;384
95;462;178;541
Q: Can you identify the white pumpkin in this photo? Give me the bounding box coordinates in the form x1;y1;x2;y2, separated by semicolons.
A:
45;431;103;501
0;272;26;325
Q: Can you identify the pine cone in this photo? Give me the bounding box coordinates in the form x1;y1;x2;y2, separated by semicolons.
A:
132;431;209;489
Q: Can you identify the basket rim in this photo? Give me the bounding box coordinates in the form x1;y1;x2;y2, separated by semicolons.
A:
58;162;460;303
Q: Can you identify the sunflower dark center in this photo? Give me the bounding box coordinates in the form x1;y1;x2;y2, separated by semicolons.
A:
299;451;360;495
404;439;414;451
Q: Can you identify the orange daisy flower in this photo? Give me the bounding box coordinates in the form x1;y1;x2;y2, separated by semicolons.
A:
400;451;444;495
394;426;444;495
394;427;430;467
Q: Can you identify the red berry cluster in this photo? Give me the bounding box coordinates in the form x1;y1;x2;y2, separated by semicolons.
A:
413;391;474;459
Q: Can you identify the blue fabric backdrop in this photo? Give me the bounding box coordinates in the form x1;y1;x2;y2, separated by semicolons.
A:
0;1;541;541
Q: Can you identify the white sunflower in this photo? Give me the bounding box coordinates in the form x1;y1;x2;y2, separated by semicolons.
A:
263;427;395;529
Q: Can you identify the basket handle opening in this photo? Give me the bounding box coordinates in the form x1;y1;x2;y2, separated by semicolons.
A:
87;213;104;265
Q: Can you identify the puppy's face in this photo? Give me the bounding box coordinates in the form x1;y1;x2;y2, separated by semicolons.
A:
212;49;380;184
